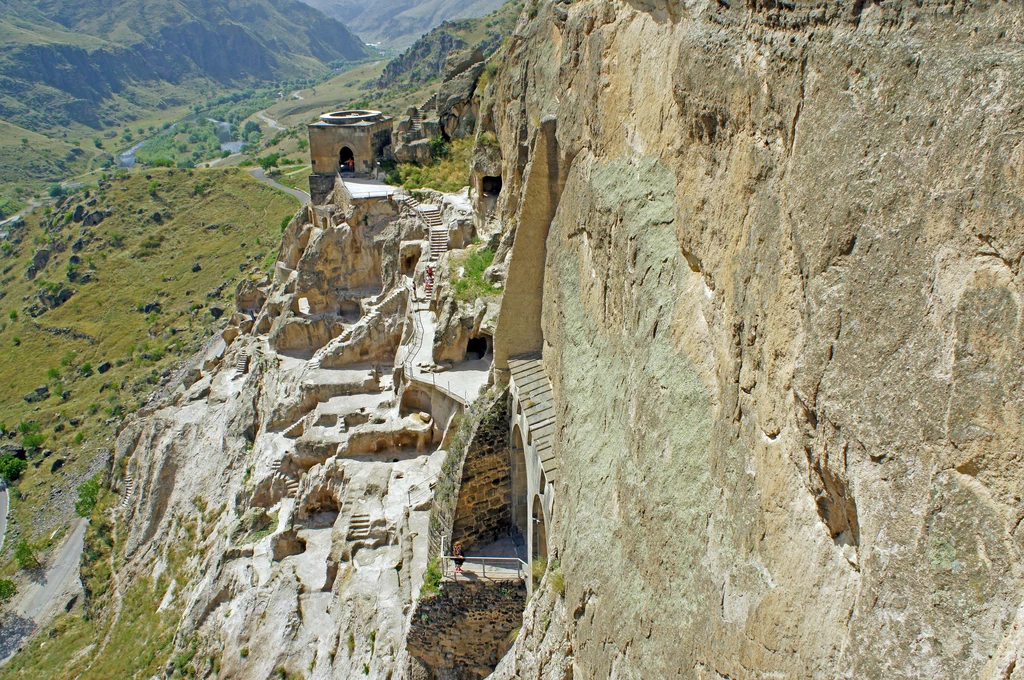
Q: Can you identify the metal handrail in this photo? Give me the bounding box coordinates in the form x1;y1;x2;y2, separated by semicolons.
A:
439;535;526;580
439;554;527;580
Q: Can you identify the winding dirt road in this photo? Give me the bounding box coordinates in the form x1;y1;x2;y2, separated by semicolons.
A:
249;168;309;204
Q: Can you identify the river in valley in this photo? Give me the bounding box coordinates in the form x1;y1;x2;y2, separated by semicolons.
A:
119;118;242;168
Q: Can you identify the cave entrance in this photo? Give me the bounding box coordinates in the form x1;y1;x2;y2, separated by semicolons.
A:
400;385;432;417
339;299;361;322
401;251;421;275
466;335;491;361
339;146;355;173
482;175;502;197
532;494;547;564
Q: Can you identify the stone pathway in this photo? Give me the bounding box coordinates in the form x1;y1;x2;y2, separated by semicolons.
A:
445;537;527;582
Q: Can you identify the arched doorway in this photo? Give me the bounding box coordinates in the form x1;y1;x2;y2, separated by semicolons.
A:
339;146;354;173
532;494;547;563
510;425;528;538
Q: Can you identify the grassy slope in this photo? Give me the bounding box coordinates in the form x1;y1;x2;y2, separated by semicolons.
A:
0;167;296;561
0;491;213;679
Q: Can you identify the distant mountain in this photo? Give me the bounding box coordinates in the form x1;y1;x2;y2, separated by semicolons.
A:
0;0;370;129
377;0;521;89
299;0;506;50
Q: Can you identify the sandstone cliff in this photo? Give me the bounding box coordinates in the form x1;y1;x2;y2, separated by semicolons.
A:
473;0;1024;677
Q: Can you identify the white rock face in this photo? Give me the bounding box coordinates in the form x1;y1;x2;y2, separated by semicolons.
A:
106;189;476;679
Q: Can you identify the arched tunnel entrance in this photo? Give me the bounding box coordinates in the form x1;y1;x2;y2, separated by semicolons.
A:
510;424;528;538
532;494;547;563
466;334;492;361
339;146;354;172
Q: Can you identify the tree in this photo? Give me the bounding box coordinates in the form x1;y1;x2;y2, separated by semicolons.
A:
429;136;450;160
0;579;15;605
48;184;64;198
257;153;280;172
14;540;38;569
75;476;100;517
243;121;261;136
0;455;26;482
21;433;44;453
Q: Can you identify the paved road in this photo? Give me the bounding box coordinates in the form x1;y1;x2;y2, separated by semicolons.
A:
0;488;7;553
0;200;43;228
248;168;309;204
257;110;286;131
20;519;86;622
0;519;86;666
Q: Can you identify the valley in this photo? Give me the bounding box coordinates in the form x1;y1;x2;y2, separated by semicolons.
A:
3;0;1024;678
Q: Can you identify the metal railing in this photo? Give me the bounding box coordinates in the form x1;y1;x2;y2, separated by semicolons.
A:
439;536;527;581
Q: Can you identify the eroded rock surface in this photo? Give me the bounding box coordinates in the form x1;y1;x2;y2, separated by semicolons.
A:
477;0;1024;677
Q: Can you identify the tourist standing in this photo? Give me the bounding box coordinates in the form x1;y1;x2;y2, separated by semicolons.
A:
453;541;465;574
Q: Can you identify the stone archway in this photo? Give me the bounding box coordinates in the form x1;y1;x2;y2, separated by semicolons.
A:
532;494;547;563
510;424;528;537
339;146;354;172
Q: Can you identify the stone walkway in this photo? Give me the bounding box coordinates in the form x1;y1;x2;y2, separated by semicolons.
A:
403;307;489;405
341;177;396;199
445;537;527;582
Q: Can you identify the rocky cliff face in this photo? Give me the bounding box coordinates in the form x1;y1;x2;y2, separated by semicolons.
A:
476;0;1024;677
90;184;469;679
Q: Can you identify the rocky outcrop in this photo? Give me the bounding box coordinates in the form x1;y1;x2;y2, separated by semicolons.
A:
472;0;1024;677
77;176;485;680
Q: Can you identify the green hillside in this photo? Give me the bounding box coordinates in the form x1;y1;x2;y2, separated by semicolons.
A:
377;0;522;89
0;0;371;132
0;167;296;560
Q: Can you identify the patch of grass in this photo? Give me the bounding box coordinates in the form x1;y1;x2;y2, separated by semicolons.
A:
388;137;473;193
532;555;547;591
549;558;565;597
450;245;501;301
420;556;443;598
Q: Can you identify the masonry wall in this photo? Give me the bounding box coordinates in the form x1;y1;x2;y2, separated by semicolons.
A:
427;390;508;559
308;120;392;175
451;393;512;550
308;173;336;205
407;579;526;680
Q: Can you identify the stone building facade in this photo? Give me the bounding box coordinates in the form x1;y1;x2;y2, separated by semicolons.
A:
307;109;393;203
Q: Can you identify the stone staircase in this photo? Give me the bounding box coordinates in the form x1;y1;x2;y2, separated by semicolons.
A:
347;513;372;541
234;351;250;378
397;193;448;297
428;218;447;260
411;109;423;132
120;470;135;509
422;93;438;112
270;459;300;498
